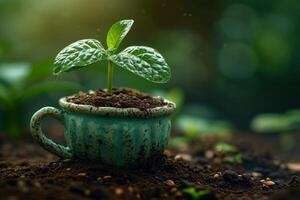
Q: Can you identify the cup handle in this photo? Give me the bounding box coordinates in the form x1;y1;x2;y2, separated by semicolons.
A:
30;107;73;158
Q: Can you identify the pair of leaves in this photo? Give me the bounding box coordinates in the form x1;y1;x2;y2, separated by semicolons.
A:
182;188;210;200
214;142;238;154
53;19;170;83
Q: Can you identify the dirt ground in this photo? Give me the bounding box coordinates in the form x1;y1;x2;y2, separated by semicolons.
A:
0;134;299;200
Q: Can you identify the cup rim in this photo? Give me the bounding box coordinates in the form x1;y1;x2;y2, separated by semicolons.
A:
59;96;176;118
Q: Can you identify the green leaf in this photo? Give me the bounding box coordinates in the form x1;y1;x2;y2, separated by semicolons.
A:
110;46;170;83
214;142;238;154
182;188;210;200
106;19;134;50
223;154;242;164
53;39;106;75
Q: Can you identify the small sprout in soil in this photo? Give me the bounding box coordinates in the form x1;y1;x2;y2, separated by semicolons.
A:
182;187;211;200
214;142;238;154
169;137;189;149
251;110;300;133
214;142;242;164
53;19;171;94
223;154;243;164
176;115;232;140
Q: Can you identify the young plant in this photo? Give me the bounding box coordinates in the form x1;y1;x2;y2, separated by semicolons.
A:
214;142;242;164
214;142;238;154
53;19;171;93
182;187;211;200
223;154;242;164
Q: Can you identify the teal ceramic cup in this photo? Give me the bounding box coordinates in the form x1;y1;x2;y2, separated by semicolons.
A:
30;96;175;168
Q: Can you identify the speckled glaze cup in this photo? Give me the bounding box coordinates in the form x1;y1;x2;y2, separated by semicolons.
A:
30;96;175;168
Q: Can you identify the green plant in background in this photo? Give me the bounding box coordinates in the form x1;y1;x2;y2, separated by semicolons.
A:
182;187;211;200
169;113;232;149
214;142;242;164
214;142;238;154
251;110;300;133
0;62;81;138
176;115;232;139
223;154;242;164
250;110;300;151
53;19;171;94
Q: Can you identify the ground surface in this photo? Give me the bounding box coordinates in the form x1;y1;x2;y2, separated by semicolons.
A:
0;134;299;200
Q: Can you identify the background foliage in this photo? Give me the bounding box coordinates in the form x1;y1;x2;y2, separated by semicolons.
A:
0;0;299;135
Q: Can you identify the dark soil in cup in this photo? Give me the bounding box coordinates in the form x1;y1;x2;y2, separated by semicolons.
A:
1;134;300;200
66;88;168;110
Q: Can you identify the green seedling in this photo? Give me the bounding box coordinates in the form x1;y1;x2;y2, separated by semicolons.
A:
182;187;211;200
0;61;81;138
223;154;242;164
169;136;190;149
214;142;242;164
176;115;232;140
54;19;171;93
214;142;238;154
251;110;300;133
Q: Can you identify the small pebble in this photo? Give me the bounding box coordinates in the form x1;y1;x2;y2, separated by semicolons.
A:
175;191;182;197
115;187;124;196
213;173;221;178
164;179;176;187
174;154;192;162
251;172;262;178
128;186;134;193
164;150;172;157
170;187;178;193
103;175;112;180
205;150;214;159
33;181;41;188
136;193;141;199
84;189;91;196
287;162;300;171
77;172;87;177
260;179;276;186
264;180;276;186
66;168;71;171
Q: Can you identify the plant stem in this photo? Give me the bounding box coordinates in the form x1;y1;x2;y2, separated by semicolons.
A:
107;60;113;94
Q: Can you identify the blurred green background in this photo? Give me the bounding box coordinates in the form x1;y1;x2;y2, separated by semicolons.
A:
1;0;300;137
